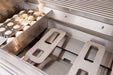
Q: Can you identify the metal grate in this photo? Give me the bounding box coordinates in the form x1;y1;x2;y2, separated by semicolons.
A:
42;0;113;25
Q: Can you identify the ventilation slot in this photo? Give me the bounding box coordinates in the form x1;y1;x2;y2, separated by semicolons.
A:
63;58;71;63
45;32;59;44
32;49;43;57
76;69;88;75
85;46;98;62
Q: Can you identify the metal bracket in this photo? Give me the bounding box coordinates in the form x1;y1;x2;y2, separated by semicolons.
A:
24;28;66;64
68;41;105;75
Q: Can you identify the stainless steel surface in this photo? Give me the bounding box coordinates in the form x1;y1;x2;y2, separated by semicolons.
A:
0;37;7;45
101;51;113;68
0;62;19;75
0;49;47;75
68;41;105;75
44;7;113;40
43;60;72;75
46;19;113;74
97;66;108;75
42;0;113;25
46;32;59;44
0;0;112;74
24;28;66;64
65;38;84;54
2;11;52;54
47;18;113;51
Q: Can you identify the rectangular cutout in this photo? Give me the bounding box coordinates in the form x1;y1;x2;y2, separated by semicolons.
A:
76;69;88;75
32;49;43;57
84;46;98;62
45;32;60;44
63;58;71;63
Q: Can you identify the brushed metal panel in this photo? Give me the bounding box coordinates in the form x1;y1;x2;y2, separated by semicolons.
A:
0;49;47;75
2;11;51;54
68;41;105;75
42;0;113;25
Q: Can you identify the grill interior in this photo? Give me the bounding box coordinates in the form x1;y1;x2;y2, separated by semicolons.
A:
0;0;112;75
